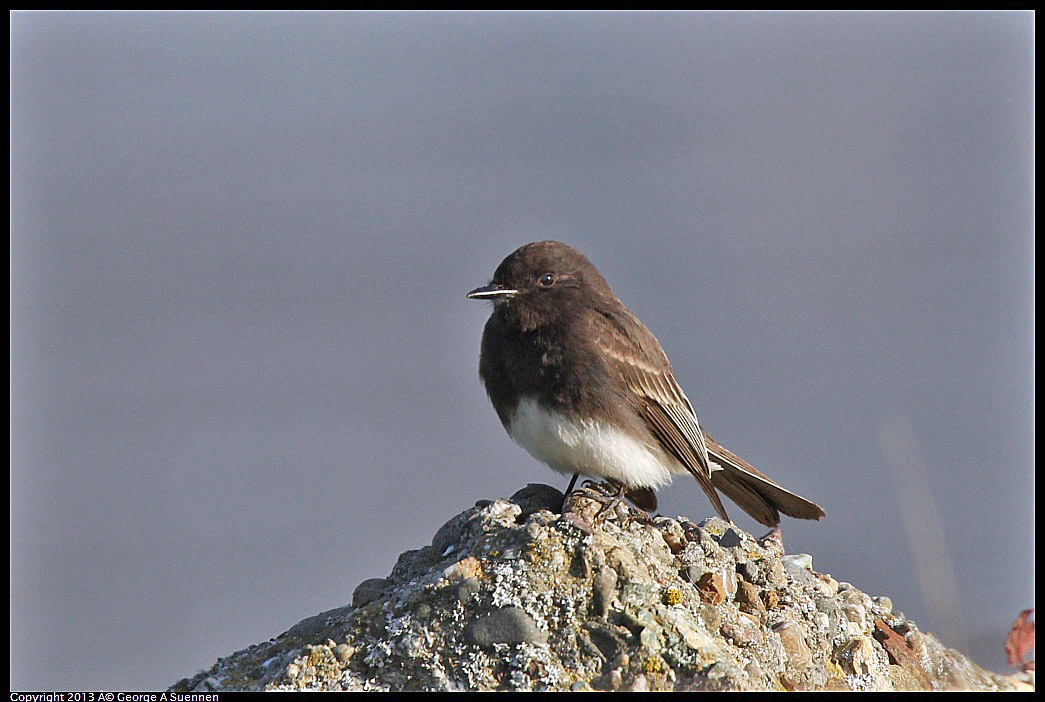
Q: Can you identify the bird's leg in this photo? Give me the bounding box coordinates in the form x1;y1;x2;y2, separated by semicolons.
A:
560;473;580;512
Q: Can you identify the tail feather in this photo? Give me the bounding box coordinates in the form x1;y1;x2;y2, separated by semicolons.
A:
625;486;658;512
703;432;826;528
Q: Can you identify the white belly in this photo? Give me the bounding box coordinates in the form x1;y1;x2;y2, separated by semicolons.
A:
505;397;678;489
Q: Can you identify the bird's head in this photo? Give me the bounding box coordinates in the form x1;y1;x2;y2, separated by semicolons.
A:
466;241;613;314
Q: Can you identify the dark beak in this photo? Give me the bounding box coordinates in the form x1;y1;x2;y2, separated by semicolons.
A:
466;283;519;300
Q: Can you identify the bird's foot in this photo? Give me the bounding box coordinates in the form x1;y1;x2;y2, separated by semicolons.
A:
562;480;654;526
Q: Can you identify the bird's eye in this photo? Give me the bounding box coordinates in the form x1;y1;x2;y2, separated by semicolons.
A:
537;272;555;287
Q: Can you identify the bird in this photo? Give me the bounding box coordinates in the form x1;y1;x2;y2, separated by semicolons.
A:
466;240;824;528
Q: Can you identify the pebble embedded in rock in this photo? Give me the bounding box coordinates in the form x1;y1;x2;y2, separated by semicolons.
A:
717;527;744;548
592;566;618;617
837;635;878;676
872;596;893;614
816;573;839;594
813;612;830;634
333;644;354;664
774;620;812;669
656;518;687;553
510;483;566;517
696;571;727;605
561;511;594;535
721;567;738;601
842;602;866;624
584;621;630;663
684;563;705;585
744;658;765;687
432;515;468;554
457;577;480;603
782;556;817;587
626;674;649;692
766;560;787;588
442;556;482;583
735;580;766;616
352;578;391;608
284;606;354;640
735;560;758;584
464;606;548;648
905;629;928;659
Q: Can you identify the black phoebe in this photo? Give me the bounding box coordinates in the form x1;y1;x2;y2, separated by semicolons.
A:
467;240;825;527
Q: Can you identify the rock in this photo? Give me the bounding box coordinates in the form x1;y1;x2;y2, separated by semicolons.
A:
837;635;879;676
456;577;480;603
168;490;1032;692
510;483;565;517
592;566;618;617
351;578;390;608
655;517;687;553
626;673;649;691
683;563;705;585
781;554;817;587
775;620;812;669
734;580;766;616
283;606;353;640
464;606;548;648
816;573;840;595
442;556;481;583
842;602;866;621
332;644;354;664
695;571;727;605
717;527;744;549
583;621;630;664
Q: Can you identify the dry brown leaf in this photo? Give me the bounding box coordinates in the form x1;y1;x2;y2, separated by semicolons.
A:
1005;609;1035;671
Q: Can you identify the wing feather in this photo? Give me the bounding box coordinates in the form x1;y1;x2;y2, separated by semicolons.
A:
590;307;731;522
586;304;824;527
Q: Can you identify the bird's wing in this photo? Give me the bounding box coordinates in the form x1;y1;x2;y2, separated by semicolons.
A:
589;307;731;523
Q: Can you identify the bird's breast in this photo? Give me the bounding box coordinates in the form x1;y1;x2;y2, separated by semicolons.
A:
504;397;679;489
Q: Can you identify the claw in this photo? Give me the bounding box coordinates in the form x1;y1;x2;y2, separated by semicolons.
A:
562;480;655;526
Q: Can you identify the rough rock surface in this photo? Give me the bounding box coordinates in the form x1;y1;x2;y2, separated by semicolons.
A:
170;485;1033;692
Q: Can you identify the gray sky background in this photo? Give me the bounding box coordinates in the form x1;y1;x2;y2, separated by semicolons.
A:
10;11;1034;690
